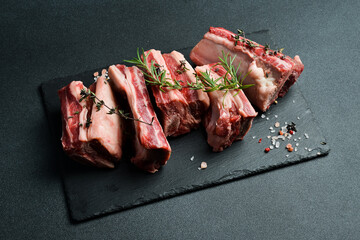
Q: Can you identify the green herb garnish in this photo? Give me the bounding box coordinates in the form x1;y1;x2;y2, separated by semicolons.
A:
79;88;154;125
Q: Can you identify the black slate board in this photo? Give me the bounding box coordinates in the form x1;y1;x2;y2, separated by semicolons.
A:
40;31;330;222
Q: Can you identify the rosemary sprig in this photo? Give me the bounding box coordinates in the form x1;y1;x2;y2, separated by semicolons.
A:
79;88;154;126
124;49;254;94
124;48;182;92
191;51;254;94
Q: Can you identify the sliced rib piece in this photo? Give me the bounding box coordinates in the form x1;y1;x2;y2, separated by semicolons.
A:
87;74;123;162
190;27;304;112
108;64;171;173
58;76;123;168
195;64;257;152
143;49;200;137
163;50;210;131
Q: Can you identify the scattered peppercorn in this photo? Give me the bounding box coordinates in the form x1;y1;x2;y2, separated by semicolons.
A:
286;122;297;132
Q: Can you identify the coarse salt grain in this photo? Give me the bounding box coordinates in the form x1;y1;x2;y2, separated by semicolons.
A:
200;162;207;169
267;136;271;139
252;136;256;139
270;145;274;150
304;147;308;150
275;142;280;148
317;152;321;155
308;148;312;152
190;156;194;161
269;127;274;130
274;115;278;118
293;100;296;103
295;147;298;152
296;143;299;146
286;154;289;157
270;130;275;133
297;117;300;120
304;133;309;139
266;117;269;120
261;114;265;118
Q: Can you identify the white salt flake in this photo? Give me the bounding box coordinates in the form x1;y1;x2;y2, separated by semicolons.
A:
278;135;285;141
286;154;289;158
261;114;265;118
190;156;194;161
284;122;288;125
304;133;309;139
274;115;278;118
298;137;302;140
308;148;312;152
266;117;270;120
295;143;299;146
270;145;274;150
269;126;274;130
294;139;297;142
252;136;256;139
295;147;298;152
304;147;308;150
317;152;321;155
293;100;296;103
270;130;275;133
275;142;280;148
297;117;300;120
267;136;271;139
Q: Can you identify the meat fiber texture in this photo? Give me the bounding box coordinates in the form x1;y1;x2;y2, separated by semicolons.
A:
108;65;171;173
190;27;304;112
143;49;210;137
195;64;257;152
58;74;123;168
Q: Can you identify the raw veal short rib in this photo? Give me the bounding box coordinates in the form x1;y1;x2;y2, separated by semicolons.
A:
195;63;257;152
190;27;304;112
144;49;209;137
163;50;210;131
108;65;171;173
58;74;123;168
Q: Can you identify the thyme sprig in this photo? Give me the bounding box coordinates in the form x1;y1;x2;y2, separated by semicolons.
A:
79;88;154;126
176;60;189;74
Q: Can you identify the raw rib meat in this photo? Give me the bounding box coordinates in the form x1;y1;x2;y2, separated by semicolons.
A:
58;74;123;168
190;27;304;112
143;49;209;137
108;64;171;173
195;64;257;152
163;51;210;129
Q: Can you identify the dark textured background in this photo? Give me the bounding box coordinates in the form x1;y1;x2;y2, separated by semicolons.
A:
1;0;359;239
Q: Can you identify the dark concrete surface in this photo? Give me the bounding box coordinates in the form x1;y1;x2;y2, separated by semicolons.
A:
1;1;359;239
